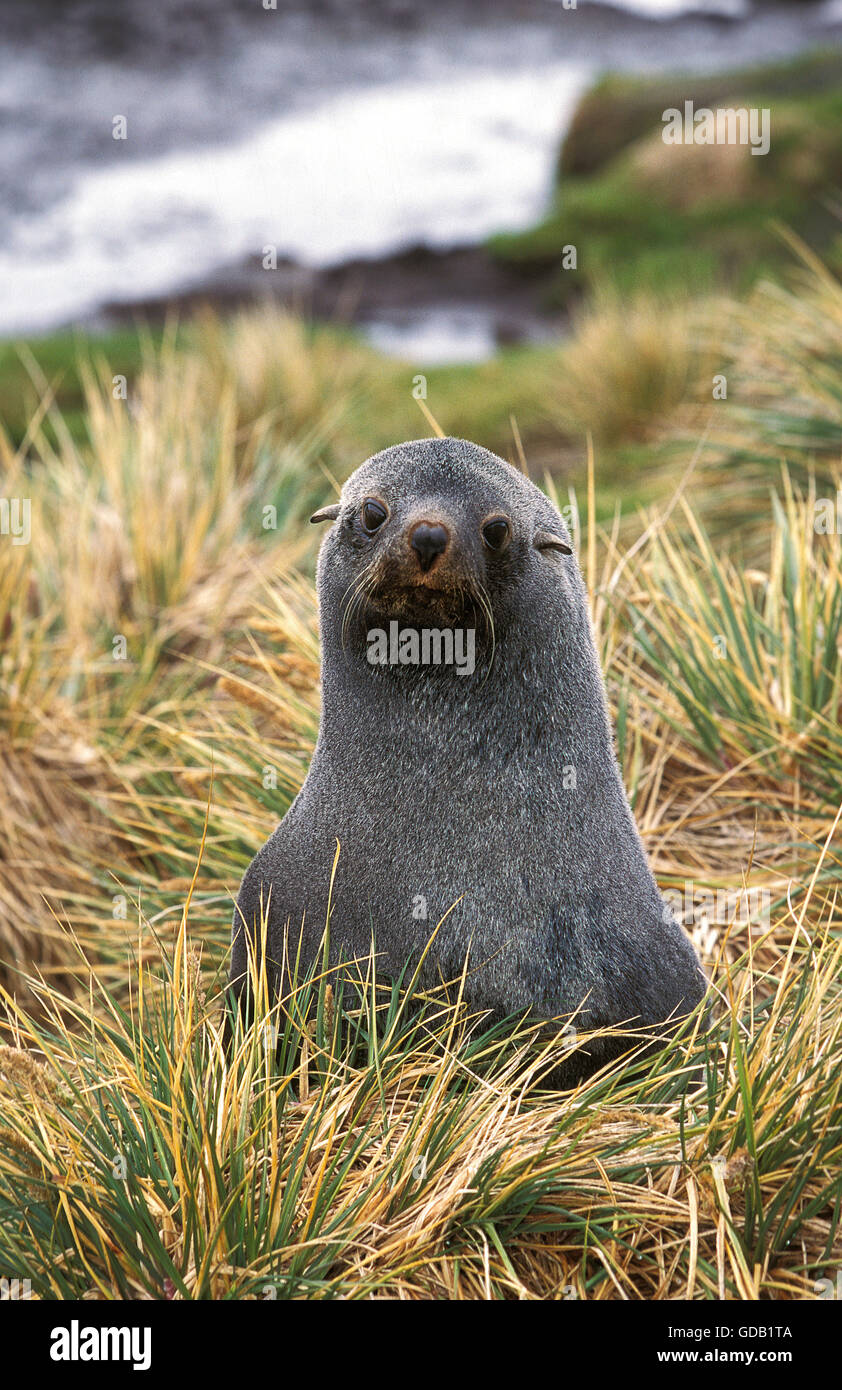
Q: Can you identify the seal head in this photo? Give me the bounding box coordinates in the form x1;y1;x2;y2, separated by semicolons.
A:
312;437;573;666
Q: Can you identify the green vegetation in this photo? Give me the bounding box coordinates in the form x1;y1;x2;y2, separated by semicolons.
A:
1;253;842;1296
1;48;841;1300
0;326;161;452
490;49;842;304
0;313;555;462
1;915;839;1298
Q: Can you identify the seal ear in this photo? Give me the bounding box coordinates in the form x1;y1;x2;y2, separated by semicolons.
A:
534;529;573;556
310;503;342;525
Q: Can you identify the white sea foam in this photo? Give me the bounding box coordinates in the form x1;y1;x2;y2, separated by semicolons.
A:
0;65;590;336
571;0;749;17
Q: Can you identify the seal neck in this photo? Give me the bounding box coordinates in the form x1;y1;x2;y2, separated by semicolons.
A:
318;610;615;771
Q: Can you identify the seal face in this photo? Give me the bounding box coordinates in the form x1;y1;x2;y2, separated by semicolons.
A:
232;437;706;1078
314;438;573;672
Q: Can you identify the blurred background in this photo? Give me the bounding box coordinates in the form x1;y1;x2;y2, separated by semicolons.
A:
3;0;842;361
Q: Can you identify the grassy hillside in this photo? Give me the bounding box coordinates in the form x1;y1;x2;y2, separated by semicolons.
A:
0;250;841;1296
490;49;842;304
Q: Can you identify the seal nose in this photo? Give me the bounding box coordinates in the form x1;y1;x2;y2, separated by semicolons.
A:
409;521;449;573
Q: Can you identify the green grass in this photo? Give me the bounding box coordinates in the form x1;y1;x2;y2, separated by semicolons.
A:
1;209;842;1298
490;48;842;305
0;325;171;451
0;314;557;463
1;888;839;1299
624;486;842;797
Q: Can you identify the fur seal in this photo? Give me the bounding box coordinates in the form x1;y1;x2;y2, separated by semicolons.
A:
232;437;706;1077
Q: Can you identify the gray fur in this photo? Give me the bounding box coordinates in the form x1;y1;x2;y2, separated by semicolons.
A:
232;437;706;1075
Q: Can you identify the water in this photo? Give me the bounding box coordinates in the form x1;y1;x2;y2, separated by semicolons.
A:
0;65;591;336
1;0;839;358
364;306;504;364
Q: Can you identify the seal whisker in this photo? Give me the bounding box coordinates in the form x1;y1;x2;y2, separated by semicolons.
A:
474;579;496;683
340;561;379;656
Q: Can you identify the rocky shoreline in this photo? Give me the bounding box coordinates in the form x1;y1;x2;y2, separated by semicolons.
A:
98;241;568;357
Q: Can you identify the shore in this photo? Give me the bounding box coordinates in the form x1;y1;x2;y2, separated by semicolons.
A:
96;242;567;362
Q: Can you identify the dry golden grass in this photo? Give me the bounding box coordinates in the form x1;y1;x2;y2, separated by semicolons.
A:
0;292;840;1298
0;860;839;1300
545;291;718;447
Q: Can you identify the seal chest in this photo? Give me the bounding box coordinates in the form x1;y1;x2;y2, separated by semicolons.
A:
232;437;706;1075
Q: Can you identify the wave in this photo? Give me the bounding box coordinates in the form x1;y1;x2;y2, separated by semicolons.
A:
0;65;590;336
566;0;749;18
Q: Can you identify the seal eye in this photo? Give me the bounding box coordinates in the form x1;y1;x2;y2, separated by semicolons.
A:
482;518;510;552
362;498;388;533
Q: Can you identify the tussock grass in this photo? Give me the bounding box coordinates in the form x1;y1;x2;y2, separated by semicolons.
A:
545;292;715;448
715;248;842;490
657;249;842;533
0;861;839;1300
1;279;841;1297
624;484;842;799
0;335;320;1004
